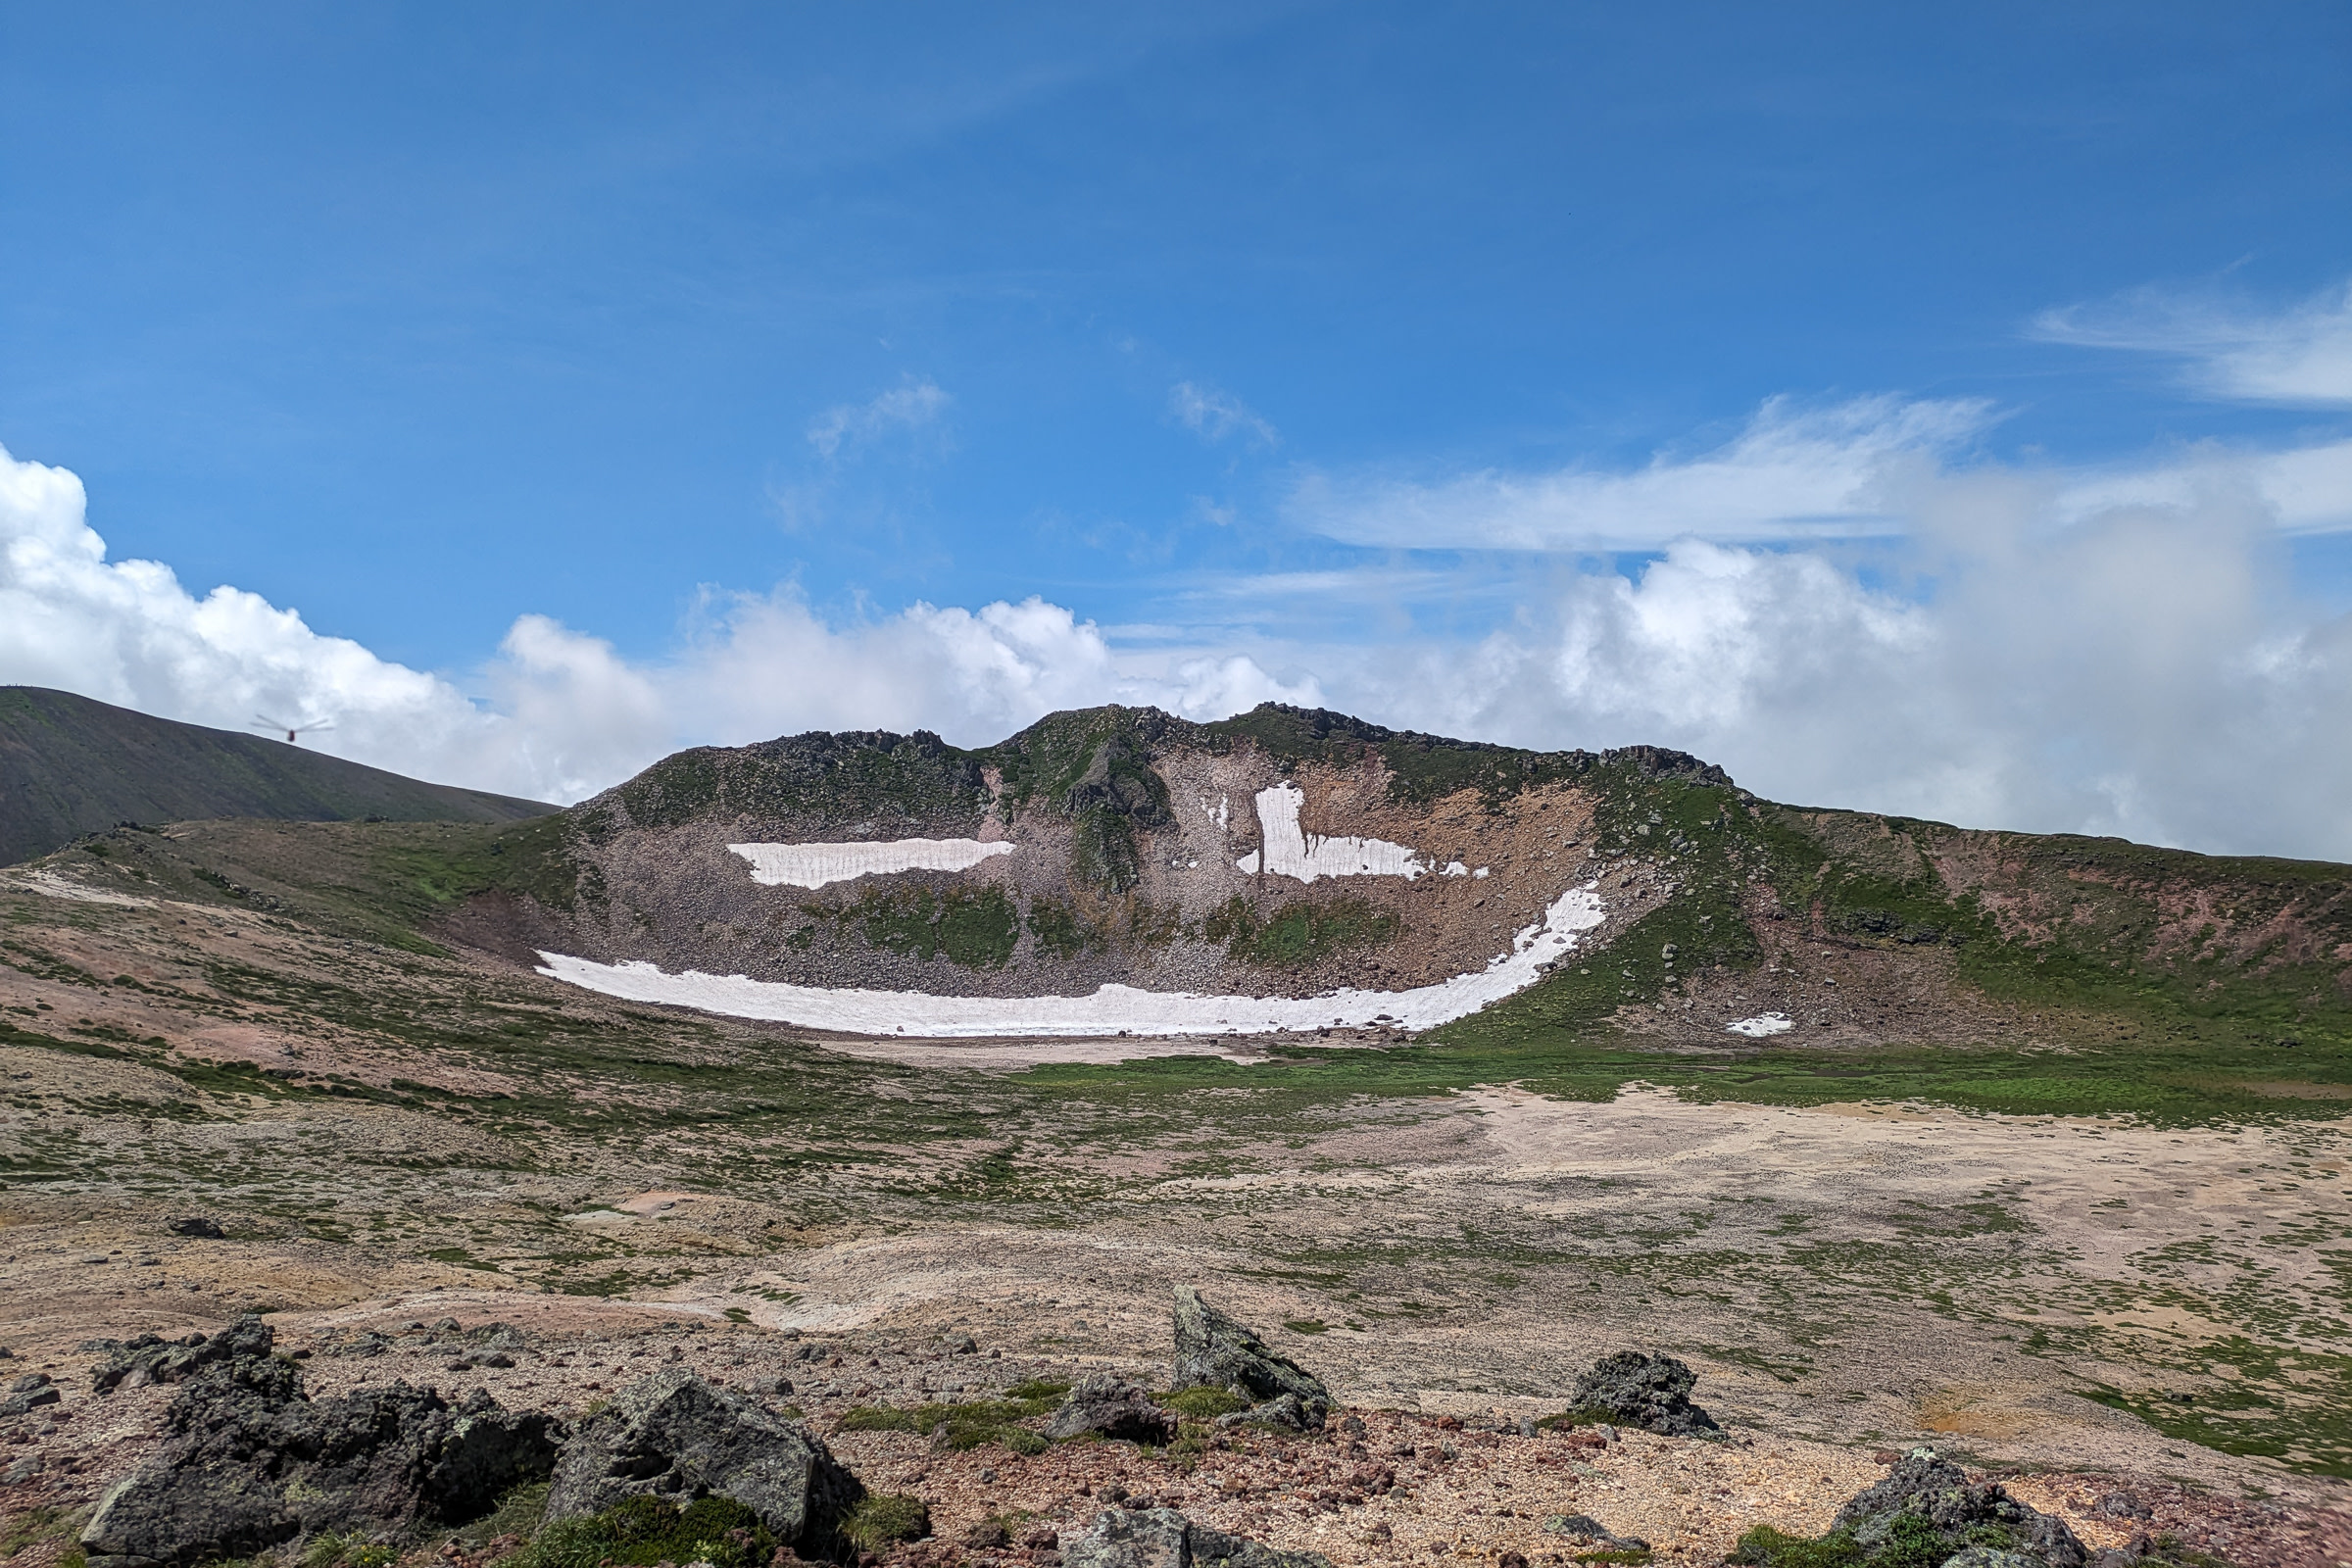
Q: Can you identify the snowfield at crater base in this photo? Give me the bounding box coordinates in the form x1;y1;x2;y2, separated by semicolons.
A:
537;884;1607;1037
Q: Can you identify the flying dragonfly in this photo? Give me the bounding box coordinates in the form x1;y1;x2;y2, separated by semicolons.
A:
252;713;336;745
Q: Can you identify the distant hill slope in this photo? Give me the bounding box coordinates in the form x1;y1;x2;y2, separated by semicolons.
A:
0;686;553;864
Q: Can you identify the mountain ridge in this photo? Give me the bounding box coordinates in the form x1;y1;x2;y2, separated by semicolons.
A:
0;685;554;865
408;701;2352;1053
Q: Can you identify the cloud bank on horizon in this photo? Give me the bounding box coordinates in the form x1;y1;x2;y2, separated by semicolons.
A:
8;274;2352;863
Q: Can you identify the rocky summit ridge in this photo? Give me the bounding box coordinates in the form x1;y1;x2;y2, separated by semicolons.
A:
416;701;2352;1053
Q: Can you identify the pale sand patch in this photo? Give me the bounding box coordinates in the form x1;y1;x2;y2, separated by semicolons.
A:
3;868;156;906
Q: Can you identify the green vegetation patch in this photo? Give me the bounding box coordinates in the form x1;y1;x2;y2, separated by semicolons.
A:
2076;1334;2352;1478
1158;1387;1250;1419
842;1495;932;1551
512;1495;773;1568
1202;895;1400;969
837;1389;1062;1453
1023;896;1097;960
808;884;1022;968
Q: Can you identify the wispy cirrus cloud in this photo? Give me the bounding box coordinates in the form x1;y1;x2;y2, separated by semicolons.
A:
1287;395;1996;551
806;376;953;459
2033;277;2352;408
1169;380;1278;447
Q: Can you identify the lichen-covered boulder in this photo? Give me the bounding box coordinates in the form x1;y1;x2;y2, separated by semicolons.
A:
1568;1350;1720;1437
1169;1288;1329;1430
1831;1448;2085;1568
544;1371;863;1562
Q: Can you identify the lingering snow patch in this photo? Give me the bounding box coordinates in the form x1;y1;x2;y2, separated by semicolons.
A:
1474;866;1491;878
1443;861;1468;877
538;883;1608;1039
1726;1012;1795;1038
1234;783;1426;883
728;838;1014;889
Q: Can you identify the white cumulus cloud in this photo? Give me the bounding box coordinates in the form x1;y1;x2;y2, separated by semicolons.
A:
0;442;1315;808
1305;466;2352;859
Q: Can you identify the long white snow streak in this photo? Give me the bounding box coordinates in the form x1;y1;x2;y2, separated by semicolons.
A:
1234;784;1427;882
536;884;1608;1039
728;839;1015;889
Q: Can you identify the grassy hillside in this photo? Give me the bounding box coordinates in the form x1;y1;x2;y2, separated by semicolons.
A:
0;686;553;864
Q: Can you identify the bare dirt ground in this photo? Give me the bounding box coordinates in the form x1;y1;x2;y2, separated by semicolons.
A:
4;868;2351;1564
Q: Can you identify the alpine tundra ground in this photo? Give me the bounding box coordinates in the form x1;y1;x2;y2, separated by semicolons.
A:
3;843;2351;1564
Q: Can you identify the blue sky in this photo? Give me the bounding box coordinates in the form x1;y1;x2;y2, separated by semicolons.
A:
5;3;2352;855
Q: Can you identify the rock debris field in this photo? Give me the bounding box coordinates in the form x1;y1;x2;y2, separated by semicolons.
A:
0;1293;2343;1568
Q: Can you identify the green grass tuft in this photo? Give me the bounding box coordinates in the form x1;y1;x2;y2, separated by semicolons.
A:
843;1494;931;1550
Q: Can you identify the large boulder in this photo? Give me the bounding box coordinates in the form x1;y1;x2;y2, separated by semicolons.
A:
1065;1507;1329;1568
543;1371;863;1562
1568;1350;1720;1437
80;1324;562;1568
1169;1288;1330;1430
1044;1373;1180;1445
1830;1449;2085;1568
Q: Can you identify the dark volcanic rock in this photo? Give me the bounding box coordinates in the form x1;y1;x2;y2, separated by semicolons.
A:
1045;1373;1180;1445
1;1372;60;1416
166;1217;224;1239
1170;1287;1330;1430
80;1323;562;1568
1065;1507;1330;1568
544;1370;863;1561
86;1312;273;1394
1568;1350;1720;1437
1830;1448;2085;1568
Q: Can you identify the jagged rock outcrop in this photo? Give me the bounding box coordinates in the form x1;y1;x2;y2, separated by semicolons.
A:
1568;1350;1720;1437
79;1321;562;1568
1065;1506;1331;1568
1044;1373;1180;1445
543;1370;863;1562
1170;1287;1331;1431
85;1312;274;1394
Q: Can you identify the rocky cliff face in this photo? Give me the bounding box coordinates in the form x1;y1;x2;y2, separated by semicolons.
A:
494;705;1721;1012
